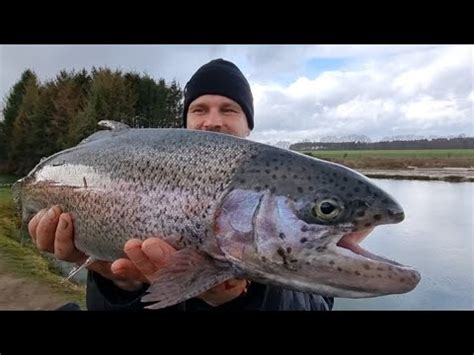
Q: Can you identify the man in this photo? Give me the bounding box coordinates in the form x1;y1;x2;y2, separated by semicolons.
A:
28;58;334;311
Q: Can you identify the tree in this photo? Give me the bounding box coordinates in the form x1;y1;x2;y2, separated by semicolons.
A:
9;75;41;174
124;72;166;128
1;67;185;173
164;79;183;128
0;121;6;165
47;71;90;151
2;70;37;164
72;68;137;143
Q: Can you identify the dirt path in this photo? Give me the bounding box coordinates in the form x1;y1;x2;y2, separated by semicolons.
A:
0;183;86;311
0;261;74;310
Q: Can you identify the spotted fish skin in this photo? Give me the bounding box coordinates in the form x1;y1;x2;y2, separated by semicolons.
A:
13;123;420;308
14;128;261;261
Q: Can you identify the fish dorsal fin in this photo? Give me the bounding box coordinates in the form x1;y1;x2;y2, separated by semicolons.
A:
77;120;130;146
97;120;131;131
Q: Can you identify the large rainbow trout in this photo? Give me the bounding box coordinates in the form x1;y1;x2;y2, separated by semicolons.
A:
12;121;420;309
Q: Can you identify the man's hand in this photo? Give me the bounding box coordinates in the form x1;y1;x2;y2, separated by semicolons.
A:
28;206;249;304
28;206;143;291
117;238;249;306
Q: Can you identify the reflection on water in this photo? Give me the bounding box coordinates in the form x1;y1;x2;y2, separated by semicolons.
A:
334;179;473;310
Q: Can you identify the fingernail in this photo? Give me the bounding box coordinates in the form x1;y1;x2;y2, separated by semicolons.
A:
113;267;125;275
59;216;69;230
224;280;239;290
47;207;56;219
154;246;164;259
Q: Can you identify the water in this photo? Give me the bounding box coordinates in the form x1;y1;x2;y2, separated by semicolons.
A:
333;179;473;310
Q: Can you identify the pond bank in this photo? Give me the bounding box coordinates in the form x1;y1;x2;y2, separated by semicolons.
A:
358;167;474;182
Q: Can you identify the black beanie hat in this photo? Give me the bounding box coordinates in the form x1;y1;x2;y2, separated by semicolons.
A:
182;58;254;130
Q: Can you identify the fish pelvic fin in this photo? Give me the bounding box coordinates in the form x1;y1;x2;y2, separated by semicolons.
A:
62;256;96;283
141;248;235;310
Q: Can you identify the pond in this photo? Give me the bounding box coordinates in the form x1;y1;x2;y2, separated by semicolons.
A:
333;179;473;310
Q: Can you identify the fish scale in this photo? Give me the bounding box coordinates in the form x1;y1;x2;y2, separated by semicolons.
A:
17;128;258;260
13;121;420;309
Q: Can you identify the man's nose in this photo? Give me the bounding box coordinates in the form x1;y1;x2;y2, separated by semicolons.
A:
203;110;223;130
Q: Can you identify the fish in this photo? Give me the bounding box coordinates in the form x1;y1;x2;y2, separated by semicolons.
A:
12;120;421;309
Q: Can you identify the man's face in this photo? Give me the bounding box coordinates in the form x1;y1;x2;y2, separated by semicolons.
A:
186;95;250;138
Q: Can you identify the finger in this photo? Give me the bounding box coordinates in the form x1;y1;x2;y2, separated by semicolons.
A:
54;213;85;262
203;281;227;295
92;259;146;291
204;279;246;295
35;206;61;252
111;258;149;284
113;279;145;292
223;278;248;291
141;238;176;268
86;260;115;280
124;239;158;277
199;280;248;306
28;209;47;243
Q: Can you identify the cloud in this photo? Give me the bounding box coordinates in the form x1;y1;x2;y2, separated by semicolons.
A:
1;45;472;143
0;45;233;103
248;45;473;143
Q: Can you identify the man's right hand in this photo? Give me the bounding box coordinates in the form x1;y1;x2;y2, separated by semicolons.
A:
28;206;249;304
27;206;145;291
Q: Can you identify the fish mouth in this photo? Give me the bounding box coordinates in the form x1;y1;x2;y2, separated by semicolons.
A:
336;228;405;267
328;227;421;297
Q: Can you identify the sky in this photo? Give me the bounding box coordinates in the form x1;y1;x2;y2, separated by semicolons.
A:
0;45;472;144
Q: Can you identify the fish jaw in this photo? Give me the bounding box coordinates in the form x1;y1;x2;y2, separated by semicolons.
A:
215;189;420;298
316;228;421;298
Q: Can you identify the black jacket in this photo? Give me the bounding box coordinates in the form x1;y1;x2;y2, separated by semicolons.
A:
86;271;334;311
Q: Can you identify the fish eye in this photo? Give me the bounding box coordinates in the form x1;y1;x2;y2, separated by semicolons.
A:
312;199;343;220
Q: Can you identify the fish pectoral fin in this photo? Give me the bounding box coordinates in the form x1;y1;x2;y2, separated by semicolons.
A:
141;248;235;310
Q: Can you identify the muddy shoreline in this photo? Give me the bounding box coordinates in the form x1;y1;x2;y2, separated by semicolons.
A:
358;167;474;182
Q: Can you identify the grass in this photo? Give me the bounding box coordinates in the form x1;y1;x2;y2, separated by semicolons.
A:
0;174;19;185
301;149;474;169
0;182;86;308
302;149;474;160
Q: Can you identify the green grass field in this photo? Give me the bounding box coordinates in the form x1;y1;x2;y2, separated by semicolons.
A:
0;174;19;185
302;149;474;160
